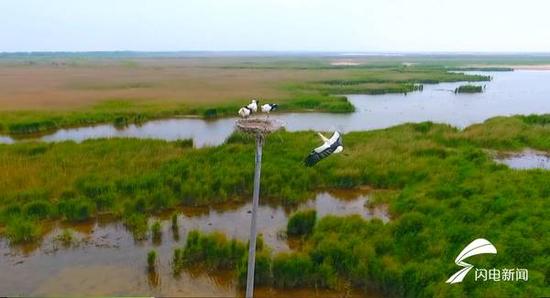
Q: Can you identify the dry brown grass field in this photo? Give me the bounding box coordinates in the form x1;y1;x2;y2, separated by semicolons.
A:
2;54;550;112
0;58;354;111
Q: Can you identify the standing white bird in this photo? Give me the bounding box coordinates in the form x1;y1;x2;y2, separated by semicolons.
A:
304;131;343;167
238;106;252;118
261;103;278;114
247;99;259;113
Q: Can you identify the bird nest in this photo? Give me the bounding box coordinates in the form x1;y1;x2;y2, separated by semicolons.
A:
236;118;284;135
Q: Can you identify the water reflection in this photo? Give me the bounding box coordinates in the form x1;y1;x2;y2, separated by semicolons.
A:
38;117;237;148
0;190;387;297
2;71;550;147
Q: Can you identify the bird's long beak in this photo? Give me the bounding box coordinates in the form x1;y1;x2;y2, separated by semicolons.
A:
317;132;329;143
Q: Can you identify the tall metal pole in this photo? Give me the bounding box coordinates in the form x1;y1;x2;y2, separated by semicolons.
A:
245;133;263;298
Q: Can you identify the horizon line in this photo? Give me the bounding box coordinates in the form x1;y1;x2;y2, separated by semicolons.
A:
2;50;550;57
2;50;550;54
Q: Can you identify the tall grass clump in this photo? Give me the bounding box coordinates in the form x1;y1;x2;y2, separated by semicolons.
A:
172;247;184;275
5;217;40;244
271;253;321;288
179;231;247;270
237;249;273;287
171;213;179;241
23;200;54;220
172;231;247;274
151;221;162;244
287;209;317;236
57;197;95;222
174;139;193;148
55;228;75;247
8;120;58;134
172;231;272;286
147;250;157;272
519;114;550;126
123;213;148;240
455;84;483;93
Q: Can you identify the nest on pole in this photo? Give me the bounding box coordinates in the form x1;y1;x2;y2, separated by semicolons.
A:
236;118;284;136
237;117;284;298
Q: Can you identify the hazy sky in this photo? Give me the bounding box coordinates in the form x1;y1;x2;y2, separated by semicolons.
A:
1;0;549;52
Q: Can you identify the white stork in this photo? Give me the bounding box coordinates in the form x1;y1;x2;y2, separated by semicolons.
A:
304;131;343;167
238;106;252;118
247;99;259;113
261;103;278;114
261;103;278;118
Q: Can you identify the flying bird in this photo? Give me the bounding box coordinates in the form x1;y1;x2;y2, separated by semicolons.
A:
304;131;343;167
247;99;259;113
238;106;252;118
261;103;278;114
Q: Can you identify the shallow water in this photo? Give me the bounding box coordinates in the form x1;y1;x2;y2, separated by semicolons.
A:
0;136;14;144
495;150;550;170
2;70;549;147
0;190;387;297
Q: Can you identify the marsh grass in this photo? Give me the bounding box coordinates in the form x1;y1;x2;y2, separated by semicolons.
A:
0;115;549;296
58;197;95;222
170;230;272;286
519;114;550;126
147;250;157;273
55;228;75;247
237;249;273;287
0;64;490;135
1;115;548;221
151;221;162;245
447;66;512;72
270;253;325;288
287;210;317;236
172;231;248;276
171;213;179;241
5;217;40;244
455;84;484;93
172;248;183;275
174;139;193;148
124;214;148;240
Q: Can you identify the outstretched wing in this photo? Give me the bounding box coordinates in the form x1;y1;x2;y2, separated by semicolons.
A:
327;131;340;145
304;131;342;167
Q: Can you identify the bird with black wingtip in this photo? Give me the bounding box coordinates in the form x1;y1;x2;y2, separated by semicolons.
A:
238;99;260;118
304;131;343;166
261;103;278;118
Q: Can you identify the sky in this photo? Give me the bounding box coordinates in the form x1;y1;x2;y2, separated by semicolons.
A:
1;0;550;52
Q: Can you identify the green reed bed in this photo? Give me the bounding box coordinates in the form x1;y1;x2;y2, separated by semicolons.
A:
0;115;548;297
455;84;484;93
172;230;247;272
151;221;162;244
287;209;317;236
147;250;157;273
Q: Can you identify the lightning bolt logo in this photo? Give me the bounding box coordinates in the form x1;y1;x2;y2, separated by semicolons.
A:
446;238;497;284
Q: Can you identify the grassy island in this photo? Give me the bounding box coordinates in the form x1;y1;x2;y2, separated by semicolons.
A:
455;84;484;93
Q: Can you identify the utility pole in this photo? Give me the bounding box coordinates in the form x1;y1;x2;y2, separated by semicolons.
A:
236;118;282;298
246;133;263;298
